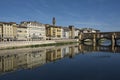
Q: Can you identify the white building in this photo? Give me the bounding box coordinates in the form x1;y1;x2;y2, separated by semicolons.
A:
62;27;70;39
20;21;46;41
17;26;27;41
74;28;80;38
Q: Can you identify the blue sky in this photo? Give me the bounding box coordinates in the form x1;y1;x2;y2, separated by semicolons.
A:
0;0;120;31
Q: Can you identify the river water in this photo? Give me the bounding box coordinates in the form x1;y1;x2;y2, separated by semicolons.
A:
0;43;120;80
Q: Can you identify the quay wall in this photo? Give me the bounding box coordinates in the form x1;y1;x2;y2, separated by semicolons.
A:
0;39;78;49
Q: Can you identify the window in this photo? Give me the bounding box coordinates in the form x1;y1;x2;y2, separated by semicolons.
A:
17;30;22;32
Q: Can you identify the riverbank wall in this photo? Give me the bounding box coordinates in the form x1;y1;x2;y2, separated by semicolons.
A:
0;39;78;49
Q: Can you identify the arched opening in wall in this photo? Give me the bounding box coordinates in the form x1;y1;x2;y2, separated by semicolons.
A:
83;39;93;45
98;38;111;46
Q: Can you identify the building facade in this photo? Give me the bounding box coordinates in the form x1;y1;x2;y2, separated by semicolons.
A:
17;26;27;41
61;27;70;39
74;28;80;39
20;21;46;41
45;24;62;40
0;24;2;41
69;25;75;39
0;22;17;41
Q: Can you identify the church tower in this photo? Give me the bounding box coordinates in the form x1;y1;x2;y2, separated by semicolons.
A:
52;17;56;26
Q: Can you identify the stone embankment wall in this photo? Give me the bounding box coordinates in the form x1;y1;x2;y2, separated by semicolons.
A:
0;39;78;49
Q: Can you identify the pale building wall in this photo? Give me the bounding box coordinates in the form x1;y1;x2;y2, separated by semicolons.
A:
0;22;17;41
17;26;27;41
74;30;79;38
0;25;2;40
3;24;14;39
61;28;69;39
21;21;46;41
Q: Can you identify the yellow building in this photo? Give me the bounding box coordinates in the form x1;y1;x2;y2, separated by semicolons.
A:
46;24;62;40
13;24;17;40
0;24;2;41
0;22;17;41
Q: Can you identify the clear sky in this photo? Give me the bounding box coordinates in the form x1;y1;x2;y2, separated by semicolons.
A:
0;0;120;31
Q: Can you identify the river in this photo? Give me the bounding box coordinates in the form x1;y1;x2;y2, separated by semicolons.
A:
0;42;120;80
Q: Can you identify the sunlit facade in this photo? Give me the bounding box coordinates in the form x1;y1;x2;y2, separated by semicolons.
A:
0;22;17;41
45;24;62;40
17;26;27;41
0;25;2;41
61;27;70;39
20;21;46;41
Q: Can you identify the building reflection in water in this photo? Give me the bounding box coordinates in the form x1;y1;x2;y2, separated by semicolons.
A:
0;43;120;74
0;48;47;73
79;43;120;53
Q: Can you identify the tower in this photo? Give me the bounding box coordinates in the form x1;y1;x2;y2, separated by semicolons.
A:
52;17;56;26
69;25;75;39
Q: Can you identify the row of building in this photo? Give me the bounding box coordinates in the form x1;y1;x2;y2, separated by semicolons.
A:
0;19;100;41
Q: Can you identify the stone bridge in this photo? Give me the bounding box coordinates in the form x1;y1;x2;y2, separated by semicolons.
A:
79;32;120;46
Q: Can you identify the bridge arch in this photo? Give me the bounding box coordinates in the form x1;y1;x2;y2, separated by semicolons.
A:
79;32;120;46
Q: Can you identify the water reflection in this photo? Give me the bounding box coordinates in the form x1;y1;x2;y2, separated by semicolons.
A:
117;39;120;46
100;40;111;46
0;43;120;75
0;44;79;74
79;44;120;53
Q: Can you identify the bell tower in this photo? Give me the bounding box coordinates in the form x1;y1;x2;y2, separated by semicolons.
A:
52;17;56;26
